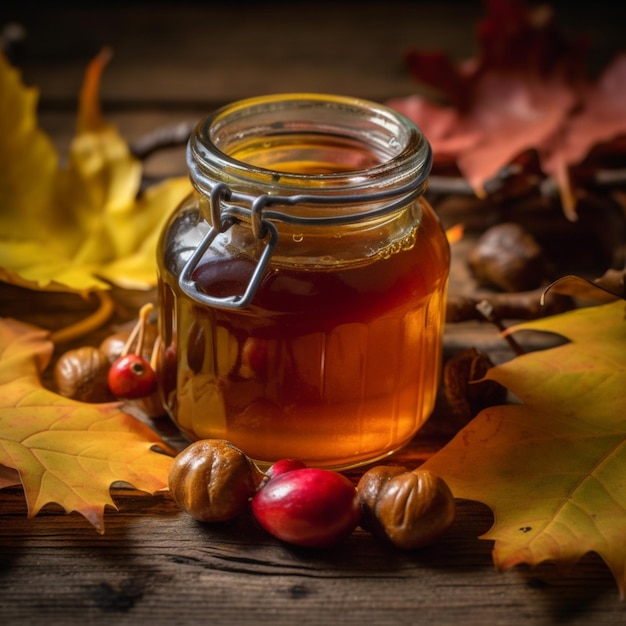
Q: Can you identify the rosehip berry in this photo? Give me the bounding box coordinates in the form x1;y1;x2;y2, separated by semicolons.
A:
251;468;360;548
108;353;158;399
265;458;307;480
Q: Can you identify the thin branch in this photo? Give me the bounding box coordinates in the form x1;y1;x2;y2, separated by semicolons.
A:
475;299;526;356
49;290;115;345
130;121;196;160
428;168;626;197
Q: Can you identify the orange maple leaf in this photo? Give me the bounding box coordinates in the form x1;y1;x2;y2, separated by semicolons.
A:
0;317;174;532
423;300;626;596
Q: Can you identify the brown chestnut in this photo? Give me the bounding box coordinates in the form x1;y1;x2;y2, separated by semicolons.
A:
53;346;115;403
357;466;455;549
468;222;550;292
168;439;264;522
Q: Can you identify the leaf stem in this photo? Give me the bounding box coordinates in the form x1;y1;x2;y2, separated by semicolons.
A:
50;290;115;345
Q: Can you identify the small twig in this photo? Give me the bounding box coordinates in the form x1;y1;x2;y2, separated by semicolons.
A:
446;288;574;323
428;168;626;198
475;299;526;356
50;290;115;345
120;303;154;357
135;303;154;356
150;335;161;372
596;168;626;186
130;121;197;160
428;175;474;195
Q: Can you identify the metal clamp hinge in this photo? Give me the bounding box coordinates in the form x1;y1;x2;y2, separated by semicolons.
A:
178;201;278;310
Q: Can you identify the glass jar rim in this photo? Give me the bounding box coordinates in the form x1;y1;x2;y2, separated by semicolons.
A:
188;92;432;195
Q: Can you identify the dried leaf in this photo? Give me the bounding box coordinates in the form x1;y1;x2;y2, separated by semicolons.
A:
0;49;191;293
547;54;626;171
0;317;174;532
389;0;624;216
543;273;624;303
424;300;626;596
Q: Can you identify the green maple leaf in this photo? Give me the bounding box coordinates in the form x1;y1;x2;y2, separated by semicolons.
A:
423;300;626;596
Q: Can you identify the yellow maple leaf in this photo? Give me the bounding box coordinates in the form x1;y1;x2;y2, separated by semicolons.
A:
0;317;175;532
0;48;192;293
423;300;626;596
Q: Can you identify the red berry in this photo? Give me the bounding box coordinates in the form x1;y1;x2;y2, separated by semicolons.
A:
251;468;360;548
108;353;158;399
265;458;307;480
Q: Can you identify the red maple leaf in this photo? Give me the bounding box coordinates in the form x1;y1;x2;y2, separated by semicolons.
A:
544;53;626;174
388;0;625;218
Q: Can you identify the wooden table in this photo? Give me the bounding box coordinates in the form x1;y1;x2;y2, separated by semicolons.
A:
2;3;626;624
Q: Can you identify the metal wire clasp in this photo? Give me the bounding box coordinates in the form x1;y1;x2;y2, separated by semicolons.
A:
178;183;278;310
178;165;428;310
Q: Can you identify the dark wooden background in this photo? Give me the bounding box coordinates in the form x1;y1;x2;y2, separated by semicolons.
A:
1;2;626;624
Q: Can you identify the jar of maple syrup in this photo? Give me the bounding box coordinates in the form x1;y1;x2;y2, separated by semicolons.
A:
157;93;449;469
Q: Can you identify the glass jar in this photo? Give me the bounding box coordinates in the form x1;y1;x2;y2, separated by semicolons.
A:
157;93;449;470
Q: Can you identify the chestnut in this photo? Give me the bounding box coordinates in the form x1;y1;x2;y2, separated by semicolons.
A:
357;466;455;549
168;439;264;522
53;346;115;403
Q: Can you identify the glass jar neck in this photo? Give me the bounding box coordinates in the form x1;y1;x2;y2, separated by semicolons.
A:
187;93;432;234
179;94;433;310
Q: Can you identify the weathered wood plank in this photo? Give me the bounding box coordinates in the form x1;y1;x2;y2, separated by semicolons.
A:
0;487;622;626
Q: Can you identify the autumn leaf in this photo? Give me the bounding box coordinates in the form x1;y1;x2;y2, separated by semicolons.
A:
543;272;625;304
0;317;174;532
541;53;626;198
388;0;625;218
0;465;19;489
0;48;192;293
423;300;626;596
0;46;58;242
